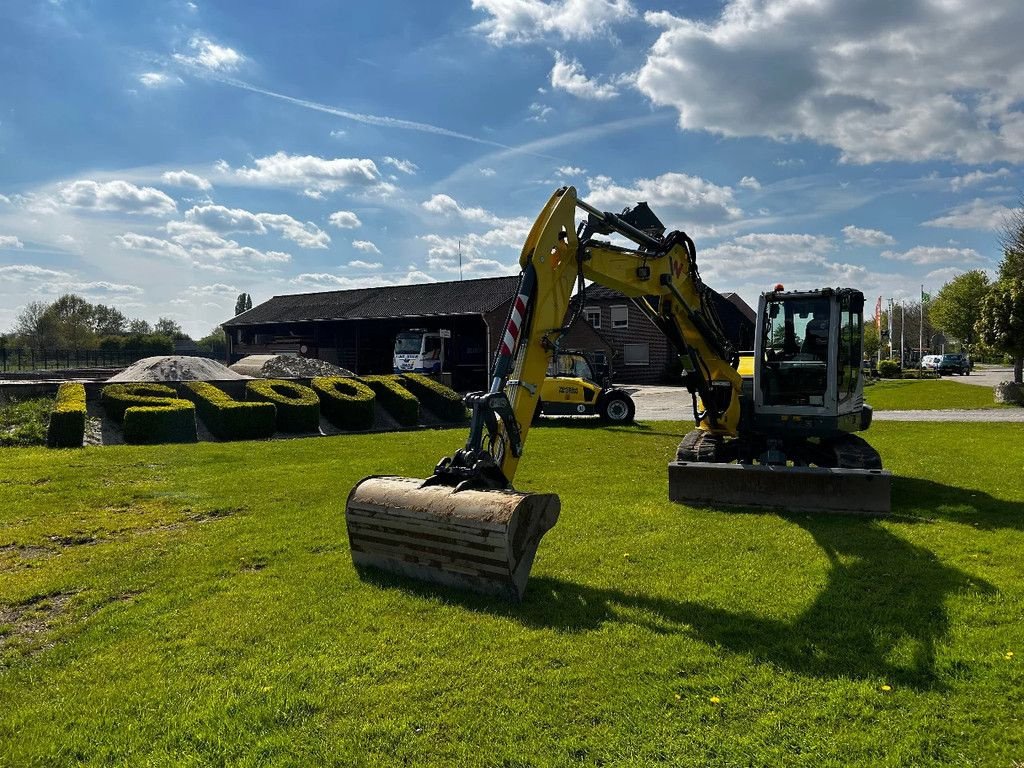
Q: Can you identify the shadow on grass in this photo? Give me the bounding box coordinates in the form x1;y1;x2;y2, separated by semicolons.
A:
892;475;1024;532
364;498;1002;689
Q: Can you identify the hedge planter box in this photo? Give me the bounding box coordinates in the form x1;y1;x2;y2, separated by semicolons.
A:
360;376;419;426
312;377;375;431
47;382;87;448
399;373;467;421
101;383;197;444
246;379;320;433
183;381;277;440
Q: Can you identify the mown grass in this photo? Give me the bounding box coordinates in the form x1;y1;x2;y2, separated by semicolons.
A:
865;378;1002;410
1;421;1022;766
0;396;51;447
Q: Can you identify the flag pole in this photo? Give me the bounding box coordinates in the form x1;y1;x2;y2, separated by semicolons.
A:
919;284;924;357
900;300;905;365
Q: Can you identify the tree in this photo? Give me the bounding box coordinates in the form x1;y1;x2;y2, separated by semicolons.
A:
862;320;880;360
45;294;95;348
997;193;1024;281
927;270;990;351
196;326;227;360
128;318;152;335
976;279;1024;383
154;317;185;339
13;301;60;348
92;304;128;336
235;293;252;315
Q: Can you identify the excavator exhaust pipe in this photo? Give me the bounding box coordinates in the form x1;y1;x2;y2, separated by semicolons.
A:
345;476;560;601
668;461;892;515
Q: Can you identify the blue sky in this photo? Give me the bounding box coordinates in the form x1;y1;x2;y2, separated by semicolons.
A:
1;0;1021;338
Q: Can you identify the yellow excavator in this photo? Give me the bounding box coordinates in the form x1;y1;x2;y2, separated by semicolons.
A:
345;187;890;601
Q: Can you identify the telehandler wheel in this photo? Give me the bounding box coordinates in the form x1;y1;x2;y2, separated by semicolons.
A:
599;392;635;423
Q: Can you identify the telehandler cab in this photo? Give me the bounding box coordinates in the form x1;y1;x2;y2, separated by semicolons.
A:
345;187;890;601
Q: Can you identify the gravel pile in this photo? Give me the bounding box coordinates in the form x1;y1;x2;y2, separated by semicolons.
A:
229;354;355;379
107;356;250;382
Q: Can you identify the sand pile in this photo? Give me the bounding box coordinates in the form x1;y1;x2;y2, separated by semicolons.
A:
107;356;250;382
229;354;354;379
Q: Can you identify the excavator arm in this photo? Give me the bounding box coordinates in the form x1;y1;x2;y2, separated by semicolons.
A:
437;186;743;489
345;187;747;600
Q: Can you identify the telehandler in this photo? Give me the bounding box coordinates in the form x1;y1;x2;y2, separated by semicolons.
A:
346;187;890;601
537;350;635;423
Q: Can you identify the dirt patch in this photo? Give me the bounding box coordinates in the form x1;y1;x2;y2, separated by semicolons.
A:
47;534;97;547
107;356;250;383
0;591;75;657
191;506;246;522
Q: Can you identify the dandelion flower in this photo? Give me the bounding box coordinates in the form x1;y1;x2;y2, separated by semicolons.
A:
710;696;721;704
674;694;681;700
880;685;892;692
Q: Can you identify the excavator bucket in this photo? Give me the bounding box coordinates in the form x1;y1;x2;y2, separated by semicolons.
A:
668;461;892;515
345;476;560;601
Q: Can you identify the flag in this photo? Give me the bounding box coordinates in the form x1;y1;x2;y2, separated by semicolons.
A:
875;296;881;331
921;289;931;303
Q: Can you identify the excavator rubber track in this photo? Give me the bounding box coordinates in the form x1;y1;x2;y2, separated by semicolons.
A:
346;476;560;601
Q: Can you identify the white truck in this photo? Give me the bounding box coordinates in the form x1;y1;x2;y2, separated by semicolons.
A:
393;329;446;374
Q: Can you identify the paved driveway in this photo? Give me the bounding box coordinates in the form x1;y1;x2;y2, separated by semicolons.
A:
623;382;1024;422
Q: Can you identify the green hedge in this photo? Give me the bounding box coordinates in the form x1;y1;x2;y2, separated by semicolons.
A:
123;402;198;444
312;377;375;431
877;359;902;379
102;383;197;444
360;375;419;426
399;373;467;421
246;379;320;433
182;381;276;440
47;382;86;448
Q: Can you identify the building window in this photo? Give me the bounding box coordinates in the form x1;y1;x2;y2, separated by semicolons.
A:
623;343;649;366
584;306;601;329
611;305;629;329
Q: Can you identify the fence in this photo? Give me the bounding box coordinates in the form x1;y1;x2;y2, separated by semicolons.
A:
0;348;197;374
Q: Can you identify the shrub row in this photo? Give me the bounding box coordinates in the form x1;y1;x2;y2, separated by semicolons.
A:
182;381;276;440
312;377;375;431
47;382;87;448
101;384;197;444
399;373;467;421
360;375;419;426
245;379;320;433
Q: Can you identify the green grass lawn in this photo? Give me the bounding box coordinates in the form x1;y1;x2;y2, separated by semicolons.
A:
0;396;50;447
1;422;1022;766
865;378;1003;410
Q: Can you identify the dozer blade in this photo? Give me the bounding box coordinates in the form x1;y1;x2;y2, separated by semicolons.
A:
345;476;560;601
668;461;891;515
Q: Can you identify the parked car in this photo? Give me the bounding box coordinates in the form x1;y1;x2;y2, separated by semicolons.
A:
937;353;972;375
921;354;941;372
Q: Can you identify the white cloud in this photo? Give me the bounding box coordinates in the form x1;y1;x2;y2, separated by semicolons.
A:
528;102;553;122
328;210;362;229
189;283;238;295
182;205;329;248
842;225;895;246
949;168;1012;191
924;266;966;284
0;194;11;204
291;268;436;291
0;235;25;249
0;264;70;280
635;1;1024;163
173;36;244;72
585;172;741;224
65;281;144;295
382;157;418;175
330;129;346;138
549;52;618;100
557;165;586;176
881;246;983;265
115;232;191;260
117;229;290;266
58;179;177;216
421;193;509;226
138;72;183;88
161;170;212;190
352;240;381;254
472;0;636;44
480;167;497;177
739;176;761;190
230;152;392;196
347;260;382;269
923;198;1013;230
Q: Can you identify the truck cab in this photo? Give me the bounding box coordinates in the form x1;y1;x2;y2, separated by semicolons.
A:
393;330;444;374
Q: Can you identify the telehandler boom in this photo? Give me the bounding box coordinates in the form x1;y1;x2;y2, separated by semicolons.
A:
346;187;890;600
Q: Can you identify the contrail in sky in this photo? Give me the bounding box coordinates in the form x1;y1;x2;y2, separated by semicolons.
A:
194;70;557;158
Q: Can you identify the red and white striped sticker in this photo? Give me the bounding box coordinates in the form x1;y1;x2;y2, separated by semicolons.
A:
499;293;528;357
